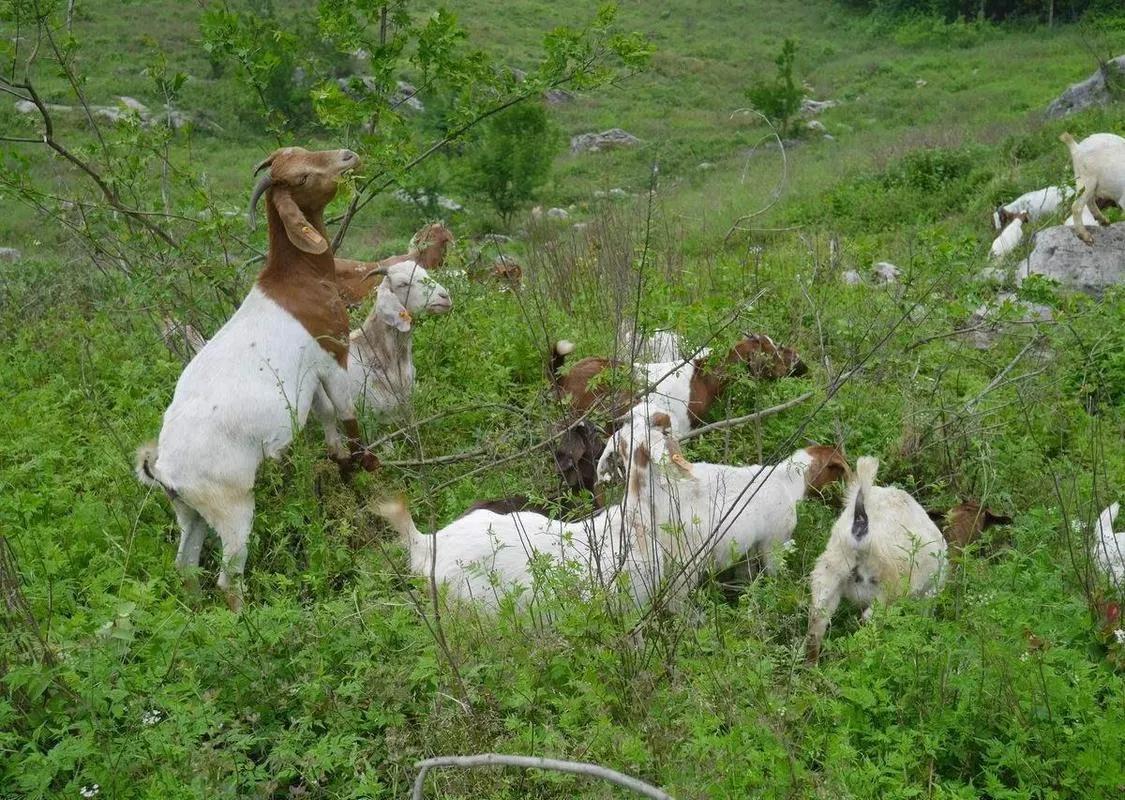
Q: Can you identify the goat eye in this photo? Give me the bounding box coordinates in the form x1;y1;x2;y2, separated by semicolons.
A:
297;174;309;186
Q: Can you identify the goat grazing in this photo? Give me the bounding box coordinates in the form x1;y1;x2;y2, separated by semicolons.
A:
1093;502;1124;583
805;457;947;662
989;213;1028;260
135;146;369;611
1060;132;1125;245
993;186;1073;231
940;501;1011;553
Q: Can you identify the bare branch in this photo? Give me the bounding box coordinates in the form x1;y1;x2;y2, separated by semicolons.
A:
679;391;814;441
411;753;675;800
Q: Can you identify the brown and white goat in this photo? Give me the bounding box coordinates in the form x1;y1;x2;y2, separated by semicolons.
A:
334;221;455;303
136;146;371;611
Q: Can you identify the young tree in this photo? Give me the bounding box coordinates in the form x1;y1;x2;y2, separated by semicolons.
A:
746;38;804;138
462;101;557;226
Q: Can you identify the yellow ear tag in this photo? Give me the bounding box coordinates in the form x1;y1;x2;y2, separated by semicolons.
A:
399;310;413;324
670;453;694;476
303;225;323;243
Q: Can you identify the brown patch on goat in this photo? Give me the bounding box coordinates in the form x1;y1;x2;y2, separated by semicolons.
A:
552;355;632;414
803;445;851;496
942;501;1012;551
689;334;807;423
489;257;523;288
629;442;651;498
332;222;454;304
650;412;672;430
553;420;606;506
253;147;358;367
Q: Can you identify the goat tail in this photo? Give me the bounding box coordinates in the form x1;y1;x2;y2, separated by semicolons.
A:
134;440;170;495
550;340;576;383
1059;131;1077;150
375;496;423;545
851;456;879;540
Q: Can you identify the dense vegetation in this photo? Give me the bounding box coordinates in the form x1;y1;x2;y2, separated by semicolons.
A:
1;1;1123;798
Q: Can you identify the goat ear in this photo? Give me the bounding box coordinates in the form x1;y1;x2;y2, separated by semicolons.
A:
272;187;329;254
376;288;412;332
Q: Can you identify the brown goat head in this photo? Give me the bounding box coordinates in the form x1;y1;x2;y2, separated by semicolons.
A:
943;501;1012;550
249;146;358;254
410;222;455;269
803;445;851;497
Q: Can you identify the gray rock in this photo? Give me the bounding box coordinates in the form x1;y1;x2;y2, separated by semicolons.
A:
479;233;512;245
1018;222;1125;295
976;266;1008;286
697;161;715;170
570;128;641;154
806;119;827;133
117;96;149;115
0;247;22;262
1045;55;1125;119
841;270;863;286
544;88;574;105
801;98;838;116
546;207;569;221
872;261;901;284
391;188;462;212
609;187;629;199
965;292;1053;350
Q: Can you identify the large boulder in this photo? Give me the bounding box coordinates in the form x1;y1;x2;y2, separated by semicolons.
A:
1018;223;1125;295
570;128;641;154
1045;55;1125;118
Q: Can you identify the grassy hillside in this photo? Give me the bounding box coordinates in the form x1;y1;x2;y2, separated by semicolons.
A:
1;1;1124;798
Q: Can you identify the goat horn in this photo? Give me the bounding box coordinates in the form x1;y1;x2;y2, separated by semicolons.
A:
363;265;389;280
252;156;273;175
247;173;273;230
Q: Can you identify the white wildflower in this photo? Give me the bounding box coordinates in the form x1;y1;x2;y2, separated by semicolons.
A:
1019;652;1029;662
1114;629;1125;645
80;785;100;798
142;709;163;727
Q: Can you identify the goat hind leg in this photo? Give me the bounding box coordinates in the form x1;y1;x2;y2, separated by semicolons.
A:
205;494;255;613
1070;184;1096;244
805;562;844;664
172;499;208;594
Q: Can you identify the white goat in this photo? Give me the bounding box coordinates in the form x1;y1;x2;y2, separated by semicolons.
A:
1060;132;1125;245
645;442;851;602
805;456;947;662
1093;502;1124;584
989;214;1027;260
375;417;691;610
617;321;684;363
312;260;451;462
136;147;369;611
594;355;705;482
993;186;1073;231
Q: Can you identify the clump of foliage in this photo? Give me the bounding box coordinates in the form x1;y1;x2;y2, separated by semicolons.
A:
462;101;558;225
746;38;805;138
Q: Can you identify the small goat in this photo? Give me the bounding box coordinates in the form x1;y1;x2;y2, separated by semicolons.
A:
1093;502;1124;583
806;457;947;662
136;147;369;611
989;213;1028;260
993;186;1073;231
334;221;454;302
1060;132;1125;245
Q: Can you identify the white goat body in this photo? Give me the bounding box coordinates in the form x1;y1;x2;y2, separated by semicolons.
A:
806;456;947;661
989;216;1026;260
993;186;1072;230
1093;502;1124;583
1061;132;1125;244
617;322;684;363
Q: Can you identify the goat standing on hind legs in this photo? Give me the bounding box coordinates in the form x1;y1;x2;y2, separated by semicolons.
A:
136;147;375;612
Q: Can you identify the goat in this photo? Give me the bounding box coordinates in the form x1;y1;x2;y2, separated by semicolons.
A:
135;146;368;611
805;456;947;662
1060;132;1125;245
643;437;850;604
989;213;1028;260
940;501;1012;553
1093;502;1124;583
375;416;691;610
993;186;1073;231
334;221;454;302
617;322;684;363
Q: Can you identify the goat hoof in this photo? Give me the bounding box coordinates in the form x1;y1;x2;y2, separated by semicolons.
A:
332;455;355;480
359;452;380;473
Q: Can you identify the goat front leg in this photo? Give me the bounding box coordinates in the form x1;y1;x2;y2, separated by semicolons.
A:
805;560;845;664
311;386;349;466
320;369;378;475
1091;200;1111;227
1070;184;1097;245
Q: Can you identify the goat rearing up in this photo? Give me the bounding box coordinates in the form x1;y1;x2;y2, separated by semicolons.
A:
136;146;370;611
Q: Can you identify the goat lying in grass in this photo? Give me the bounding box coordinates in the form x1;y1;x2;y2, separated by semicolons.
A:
136;146;369;611
805;456;947;662
1094;502;1124;584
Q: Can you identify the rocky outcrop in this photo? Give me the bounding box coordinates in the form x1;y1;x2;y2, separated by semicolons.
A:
1018;222;1125;295
1045;55;1125;118
570;128;641;154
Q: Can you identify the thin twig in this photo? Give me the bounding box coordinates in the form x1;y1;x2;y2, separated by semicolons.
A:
679;391;814;441
410;754;675;800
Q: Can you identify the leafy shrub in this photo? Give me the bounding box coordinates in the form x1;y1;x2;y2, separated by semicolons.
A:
746;38;805;137
461;101;558;226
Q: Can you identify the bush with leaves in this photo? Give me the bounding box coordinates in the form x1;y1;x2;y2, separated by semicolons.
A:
746;38;804;138
461;101;558;226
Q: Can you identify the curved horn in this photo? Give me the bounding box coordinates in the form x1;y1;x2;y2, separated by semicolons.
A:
247;173;273;230
363;265;390;280
252;155;274;175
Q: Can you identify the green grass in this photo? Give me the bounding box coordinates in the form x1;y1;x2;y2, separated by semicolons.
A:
2;1;1124;798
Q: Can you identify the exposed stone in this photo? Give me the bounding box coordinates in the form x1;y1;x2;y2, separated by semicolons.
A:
394;81;424;112
391;189;463;212
609;187;629;199
872;261;902;284
806;119;827;133
1045;55;1125;119
697;161;715;170
801;98;838;115
544;88;574;105
915;79;927;88
841;270;863;286
976;266;1008;286
570;128;641;154
0;247;22;262
965;292;1054;350
546;207;569;221
1018;222;1125;295
117;96;149;115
